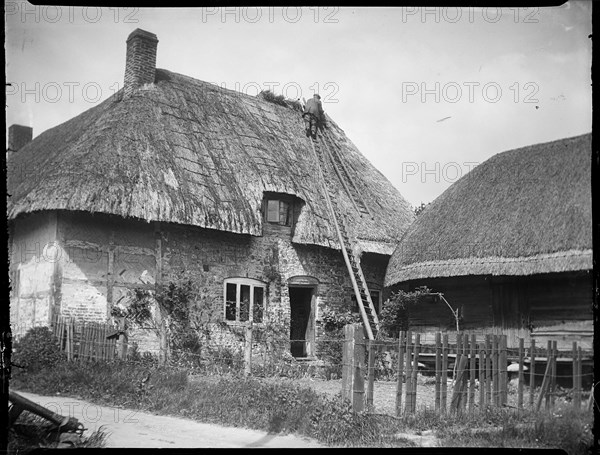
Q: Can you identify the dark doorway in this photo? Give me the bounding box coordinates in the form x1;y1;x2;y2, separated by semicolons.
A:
289;286;315;358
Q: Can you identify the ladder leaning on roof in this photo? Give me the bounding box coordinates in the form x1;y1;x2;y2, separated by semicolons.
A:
307;132;380;340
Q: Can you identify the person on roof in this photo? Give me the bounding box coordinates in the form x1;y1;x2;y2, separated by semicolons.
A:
303;94;326;140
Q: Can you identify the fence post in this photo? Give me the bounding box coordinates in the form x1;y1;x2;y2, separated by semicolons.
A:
550;340;558;407
485;335;492;407
352;323;365;412
435;332;441;412
404;331;413;414
395;331;405;417
537;341;553;412
576;346;583;410
411;333;421;412
478;341;485;410
442;333;448;414
450;355;468;413
469;334;476;413
367;340;375;410
342;324;352;402
492;335;498;406
529;339;536;409
244;323;252;377
572;342;578;409
518;337;524;410
501;335;508;406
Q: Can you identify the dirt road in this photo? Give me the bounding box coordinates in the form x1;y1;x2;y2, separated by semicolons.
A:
13;391;323;448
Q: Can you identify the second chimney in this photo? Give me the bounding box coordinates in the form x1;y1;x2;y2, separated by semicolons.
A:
8;125;33;152
124;29;159;99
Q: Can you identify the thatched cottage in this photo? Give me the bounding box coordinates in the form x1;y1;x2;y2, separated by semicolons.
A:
8;29;414;358
384;134;592;348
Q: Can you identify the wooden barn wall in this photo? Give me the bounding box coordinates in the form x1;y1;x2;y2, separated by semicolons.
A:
9;211;58;337
395;272;593;348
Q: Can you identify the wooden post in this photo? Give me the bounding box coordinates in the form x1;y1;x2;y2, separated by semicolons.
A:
576;347;583;410
485;335;492;407
404;331;413;414
450;355;469;413
545;340;552;411
478;342;485;410
342;324;352;402
572;342;579;410
435;332;441;412
441;334;448;414
352;323;365;412
469;334;476;413
367;340;375;409
411;333;421;412
395;331;405;417
500;335;508;406
492;335;500;406
244;323;252;377
455;332;462;383
529;339;536;409
549;340;557;408
460;334;468;412
536;343;553;412
518;338;524;410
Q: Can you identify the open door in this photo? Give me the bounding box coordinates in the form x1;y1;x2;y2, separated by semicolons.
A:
289;286;316;358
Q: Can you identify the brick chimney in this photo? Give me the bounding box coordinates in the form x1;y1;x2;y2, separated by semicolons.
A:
124;29;159;99
8;125;33;152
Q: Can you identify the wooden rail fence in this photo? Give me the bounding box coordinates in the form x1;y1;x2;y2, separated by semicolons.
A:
342;323;592;415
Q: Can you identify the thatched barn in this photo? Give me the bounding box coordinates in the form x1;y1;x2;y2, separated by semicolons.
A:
8;29;414;358
384;134;592;348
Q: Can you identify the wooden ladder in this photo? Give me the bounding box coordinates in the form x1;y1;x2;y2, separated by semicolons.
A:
320;131;373;219
308;134;380;340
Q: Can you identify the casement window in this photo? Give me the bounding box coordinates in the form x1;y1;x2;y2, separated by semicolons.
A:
266;199;292;226
351;288;383;315
224;278;265;323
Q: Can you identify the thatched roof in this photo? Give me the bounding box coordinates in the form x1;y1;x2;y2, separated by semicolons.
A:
7;69;414;254
385;133;592;286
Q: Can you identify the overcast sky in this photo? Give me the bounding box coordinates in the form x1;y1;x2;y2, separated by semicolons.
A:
5;3;592;207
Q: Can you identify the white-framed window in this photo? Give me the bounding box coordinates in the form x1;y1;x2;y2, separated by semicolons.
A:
224;277;266;323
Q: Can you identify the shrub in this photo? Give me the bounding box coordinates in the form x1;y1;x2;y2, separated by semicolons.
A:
316;309;361;379
379;287;433;337
12;327;65;374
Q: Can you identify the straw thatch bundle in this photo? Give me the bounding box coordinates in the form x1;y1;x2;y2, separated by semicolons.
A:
385;133;591;286
7;69;414;254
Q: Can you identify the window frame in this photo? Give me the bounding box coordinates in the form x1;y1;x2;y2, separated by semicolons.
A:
264;198;293;226
223;277;266;324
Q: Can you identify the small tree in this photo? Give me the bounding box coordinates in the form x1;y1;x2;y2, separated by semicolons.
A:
378;286;433;337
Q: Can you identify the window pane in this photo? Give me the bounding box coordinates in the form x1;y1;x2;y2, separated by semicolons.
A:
225;283;237;321
253;287;264;323
267;200;279;222
279;201;290;225
240;285;250;322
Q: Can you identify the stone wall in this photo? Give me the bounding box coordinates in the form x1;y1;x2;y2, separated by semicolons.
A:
10;210;390;356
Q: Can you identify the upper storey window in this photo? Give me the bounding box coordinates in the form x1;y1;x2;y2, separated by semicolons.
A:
262;192;304;228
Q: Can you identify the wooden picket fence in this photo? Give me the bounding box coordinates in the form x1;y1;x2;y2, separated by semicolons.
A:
342;324;593;415
51;315;126;361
